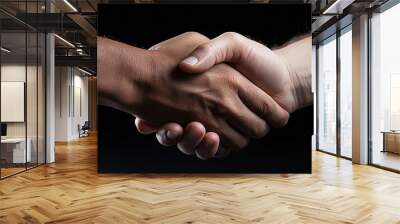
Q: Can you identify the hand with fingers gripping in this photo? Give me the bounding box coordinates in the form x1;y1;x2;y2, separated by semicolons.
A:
132;32;312;159
98;32;292;159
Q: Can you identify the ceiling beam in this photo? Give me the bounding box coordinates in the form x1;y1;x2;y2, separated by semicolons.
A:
67;13;97;46
55;55;96;71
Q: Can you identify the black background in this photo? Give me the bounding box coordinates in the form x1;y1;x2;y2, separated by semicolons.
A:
98;4;313;173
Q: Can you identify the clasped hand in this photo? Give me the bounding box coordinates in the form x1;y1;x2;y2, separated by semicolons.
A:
98;32;312;160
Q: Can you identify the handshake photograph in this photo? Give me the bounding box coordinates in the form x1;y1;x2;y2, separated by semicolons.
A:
97;4;313;173
3;1;400;223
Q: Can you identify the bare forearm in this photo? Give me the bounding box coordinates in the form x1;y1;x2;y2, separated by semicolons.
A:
97;37;155;114
274;35;313;111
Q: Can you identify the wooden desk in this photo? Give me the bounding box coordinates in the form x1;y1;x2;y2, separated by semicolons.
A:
382;131;400;154
1;138;31;163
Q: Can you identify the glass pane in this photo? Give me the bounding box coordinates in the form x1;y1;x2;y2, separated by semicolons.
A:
371;3;400;171
26;0;39;170
339;28;352;158
318;36;337;154
38;32;45;165
1;30;27;177
27;31;38;169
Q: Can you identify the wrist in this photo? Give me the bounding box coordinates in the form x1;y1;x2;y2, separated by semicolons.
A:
273;36;312;112
97;37;153;113
287;66;312;112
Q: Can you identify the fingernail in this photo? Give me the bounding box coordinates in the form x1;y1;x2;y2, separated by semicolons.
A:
195;150;208;160
182;56;198;65
166;130;179;140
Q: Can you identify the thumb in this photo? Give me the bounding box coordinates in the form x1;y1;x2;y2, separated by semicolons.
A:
179;32;248;74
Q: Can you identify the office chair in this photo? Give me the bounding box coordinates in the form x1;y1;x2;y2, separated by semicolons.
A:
79;121;90;138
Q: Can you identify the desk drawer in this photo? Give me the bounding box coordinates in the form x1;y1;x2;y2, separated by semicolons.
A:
0;146;13;164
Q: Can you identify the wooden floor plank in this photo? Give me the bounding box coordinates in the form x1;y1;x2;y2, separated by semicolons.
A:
0;134;400;223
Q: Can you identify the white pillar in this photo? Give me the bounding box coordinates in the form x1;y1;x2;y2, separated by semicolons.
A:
46;32;55;163
352;14;369;164
46;33;55;163
45;0;55;163
55;67;74;141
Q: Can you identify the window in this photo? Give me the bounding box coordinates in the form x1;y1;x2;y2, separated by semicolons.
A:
370;2;400;171
0;2;46;179
1;30;28;178
339;27;352;158
317;24;353;159
317;35;337;154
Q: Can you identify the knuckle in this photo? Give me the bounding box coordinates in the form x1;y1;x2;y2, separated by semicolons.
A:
183;31;207;41
197;42;213;54
259;102;290;128
184;31;200;37
260;101;272;117
224;72;240;88
222;32;244;42
213;96;234;115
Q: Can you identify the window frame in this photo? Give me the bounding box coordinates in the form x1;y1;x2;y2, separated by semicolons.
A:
315;23;353;161
367;0;400;173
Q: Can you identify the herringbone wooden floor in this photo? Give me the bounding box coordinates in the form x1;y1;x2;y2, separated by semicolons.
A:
1;134;400;224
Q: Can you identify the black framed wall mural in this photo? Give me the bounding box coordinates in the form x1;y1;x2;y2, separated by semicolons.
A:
97;3;313;173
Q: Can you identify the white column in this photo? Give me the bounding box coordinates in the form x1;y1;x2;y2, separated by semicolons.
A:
352;14;369;164
55;67;73;141
46;32;55;163
45;0;55;163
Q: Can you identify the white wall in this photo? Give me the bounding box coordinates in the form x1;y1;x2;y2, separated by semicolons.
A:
1;63;46;164
55;66;70;141
55;67;89;141
1;65;38;138
1;65;27;141
72;73;89;138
